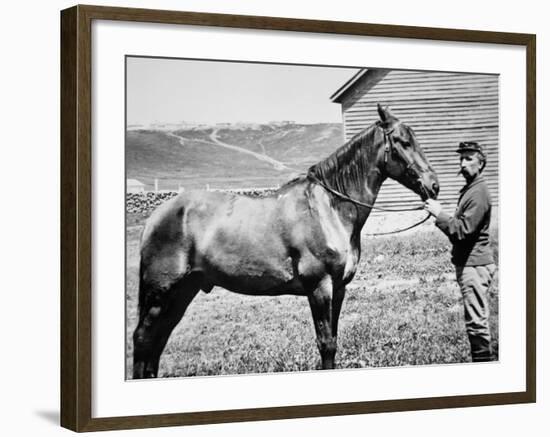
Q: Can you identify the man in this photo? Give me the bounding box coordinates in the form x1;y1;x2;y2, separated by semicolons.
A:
424;141;496;362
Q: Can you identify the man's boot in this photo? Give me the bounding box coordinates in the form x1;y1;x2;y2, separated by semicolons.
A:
469;336;492;362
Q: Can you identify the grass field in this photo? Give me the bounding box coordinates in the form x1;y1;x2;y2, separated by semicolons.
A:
125;214;499;379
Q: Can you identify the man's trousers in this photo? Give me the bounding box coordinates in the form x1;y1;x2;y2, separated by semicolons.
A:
455;264;497;362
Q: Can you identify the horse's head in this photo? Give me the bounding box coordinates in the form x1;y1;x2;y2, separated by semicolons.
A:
376;104;439;200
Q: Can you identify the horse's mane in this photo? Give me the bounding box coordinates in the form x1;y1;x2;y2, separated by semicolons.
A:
306;123;380;195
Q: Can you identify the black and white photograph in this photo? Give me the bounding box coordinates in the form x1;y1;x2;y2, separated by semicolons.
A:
125;57;500;379
2;0;545;434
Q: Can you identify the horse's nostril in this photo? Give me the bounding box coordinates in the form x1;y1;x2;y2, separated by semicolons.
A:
432;182;439;194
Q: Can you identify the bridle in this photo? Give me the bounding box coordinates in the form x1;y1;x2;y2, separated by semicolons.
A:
381;126;430;201
309;125;428;212
308;124;432;235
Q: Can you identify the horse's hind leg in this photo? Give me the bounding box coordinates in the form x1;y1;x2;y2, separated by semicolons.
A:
132;272;200;379
308;277;346;370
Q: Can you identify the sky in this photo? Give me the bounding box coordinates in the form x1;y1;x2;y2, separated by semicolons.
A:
126;57;359;126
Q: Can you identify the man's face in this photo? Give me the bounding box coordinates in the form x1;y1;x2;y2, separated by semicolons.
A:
459;151;483;181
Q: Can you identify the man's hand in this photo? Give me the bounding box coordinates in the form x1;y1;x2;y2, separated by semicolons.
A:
424;199;442;217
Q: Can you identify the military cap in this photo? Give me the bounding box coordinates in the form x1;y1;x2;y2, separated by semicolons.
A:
455;141;485;157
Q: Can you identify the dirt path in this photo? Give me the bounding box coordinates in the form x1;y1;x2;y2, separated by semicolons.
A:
257;138;267;155
166;131;291;171
208;129;291;171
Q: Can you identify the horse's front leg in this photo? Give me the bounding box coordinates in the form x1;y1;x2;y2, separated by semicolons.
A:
308;277;346;369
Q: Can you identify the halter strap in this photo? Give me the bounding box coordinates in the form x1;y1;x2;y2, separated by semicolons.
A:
383;128;393;164
382;127;422;174
381;125;429;200
308;125;426;212
306;126;432;233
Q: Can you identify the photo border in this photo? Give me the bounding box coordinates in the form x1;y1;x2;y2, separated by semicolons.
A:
60;4;536;432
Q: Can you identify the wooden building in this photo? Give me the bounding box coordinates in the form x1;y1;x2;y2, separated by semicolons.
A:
330;69;499;211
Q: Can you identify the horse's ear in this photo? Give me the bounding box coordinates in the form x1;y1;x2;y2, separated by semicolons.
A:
377;103;391;122
377;103;397;126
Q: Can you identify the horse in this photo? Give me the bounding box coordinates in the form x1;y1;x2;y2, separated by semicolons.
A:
132;104;439;379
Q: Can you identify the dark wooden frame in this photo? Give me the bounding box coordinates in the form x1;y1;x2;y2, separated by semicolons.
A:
60;4;536;432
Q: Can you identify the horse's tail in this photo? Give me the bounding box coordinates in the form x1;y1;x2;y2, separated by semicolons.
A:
137;259;144;313
136;218;150;319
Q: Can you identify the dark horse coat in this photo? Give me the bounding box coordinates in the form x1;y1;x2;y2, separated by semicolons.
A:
133;105;439;378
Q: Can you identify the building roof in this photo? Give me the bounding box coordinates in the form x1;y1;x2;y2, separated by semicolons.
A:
330;69;368;103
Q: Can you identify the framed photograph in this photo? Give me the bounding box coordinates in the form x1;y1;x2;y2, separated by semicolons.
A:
60;4;536;432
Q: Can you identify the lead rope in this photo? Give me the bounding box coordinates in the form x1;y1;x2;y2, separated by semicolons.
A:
308;173;432;235
307;174;425;212
364;212;431;236
307;125;435;235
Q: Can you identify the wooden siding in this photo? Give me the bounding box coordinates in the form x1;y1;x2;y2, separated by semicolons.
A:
336;69;499;213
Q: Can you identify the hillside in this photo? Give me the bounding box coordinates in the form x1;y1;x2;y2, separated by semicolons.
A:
126;123;344;191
